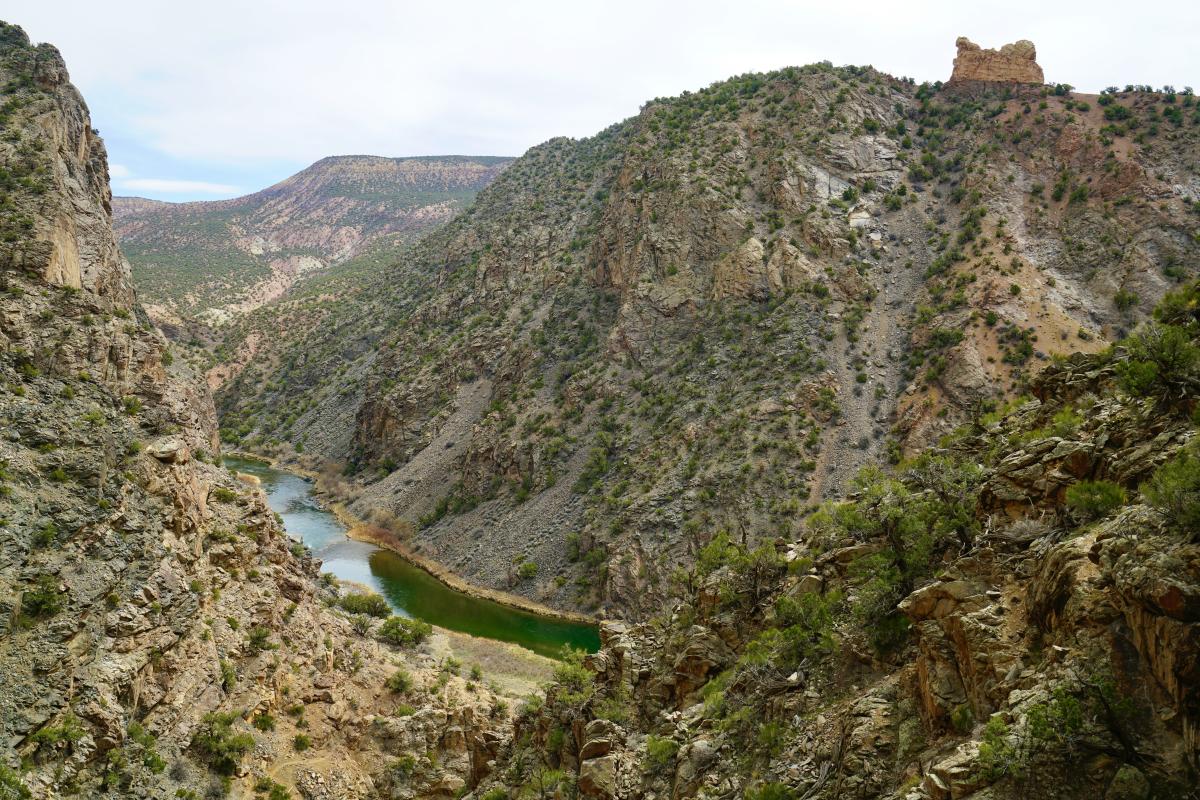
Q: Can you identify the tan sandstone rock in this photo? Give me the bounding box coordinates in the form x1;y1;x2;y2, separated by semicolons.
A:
949;37;1044;85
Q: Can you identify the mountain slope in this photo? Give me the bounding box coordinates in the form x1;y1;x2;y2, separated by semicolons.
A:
484;287;1200;798
0;23;529;799
218;55;1200;620
113;154;511;328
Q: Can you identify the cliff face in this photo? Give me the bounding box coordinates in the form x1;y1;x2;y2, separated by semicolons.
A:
949;37;1045;85
112;154;511;330
0;26;131;307
217;52;1200;621
0;23;525;798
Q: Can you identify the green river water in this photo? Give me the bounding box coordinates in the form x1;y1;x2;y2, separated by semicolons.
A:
224;457;600;658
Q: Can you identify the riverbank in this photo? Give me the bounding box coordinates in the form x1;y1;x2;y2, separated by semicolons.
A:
332;504;596;627
225;448;320;480
225;447;596;628
224;453;599;658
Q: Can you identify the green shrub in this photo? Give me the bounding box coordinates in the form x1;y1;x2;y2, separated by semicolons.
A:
1065;480;1126;520
338;592;391;617
0;763;31;799
976;716;1020;780
385;668;413;694
774;589;839;667
551;647;593;706
292;734;311;752
522;770;565;798
1114;289;1139;312
390;754;417;780
191;712;254;775
247;625;274;652
20;574;65;620
253;777;291;800
32;521;56;548
645;735;679;770
1049;407;1083;438
1143;443;1200;539
745;783;796;800
592;691;631;724
951;704;975;733
377;615;432;646
30;713;85;755
1117;323;1199;399
812;458;982;654
1151;279;1200;330
756;721;788;756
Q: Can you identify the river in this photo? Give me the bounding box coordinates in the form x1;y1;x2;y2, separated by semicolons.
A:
224;457;600;659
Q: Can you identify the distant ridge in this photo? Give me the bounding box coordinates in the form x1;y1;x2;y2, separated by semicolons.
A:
114;154;512;327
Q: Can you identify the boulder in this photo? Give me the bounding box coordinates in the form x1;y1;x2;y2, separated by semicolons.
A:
146;437;190;464
579;718;620;760
578;754;617;799
899;580;984;621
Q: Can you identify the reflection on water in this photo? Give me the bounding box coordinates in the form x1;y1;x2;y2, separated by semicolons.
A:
224;456;600;658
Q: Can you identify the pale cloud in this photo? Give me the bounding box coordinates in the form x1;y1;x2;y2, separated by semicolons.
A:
4;0;1198;200
108;163;130;178
117;178;240;195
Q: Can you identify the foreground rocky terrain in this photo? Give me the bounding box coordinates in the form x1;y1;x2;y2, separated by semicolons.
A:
0;23;534;799
478;303;1200;798
217;37;1200;620
113;154;511;333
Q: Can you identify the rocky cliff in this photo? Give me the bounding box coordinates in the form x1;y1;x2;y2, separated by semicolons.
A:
949;37;1045;85
0;23;530;799
217;46;1200;621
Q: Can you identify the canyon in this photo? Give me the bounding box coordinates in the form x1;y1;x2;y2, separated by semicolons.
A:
213;37;1199;623
3;18;1200;800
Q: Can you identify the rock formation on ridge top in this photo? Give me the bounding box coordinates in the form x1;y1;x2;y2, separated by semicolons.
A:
949;36;1045;84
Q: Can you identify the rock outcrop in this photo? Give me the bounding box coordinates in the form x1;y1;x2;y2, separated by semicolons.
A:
474;281;1200;798
0;22;519;798
949;36;1044;85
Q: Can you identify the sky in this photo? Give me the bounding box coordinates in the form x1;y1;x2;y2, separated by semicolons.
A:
7;0;1198;201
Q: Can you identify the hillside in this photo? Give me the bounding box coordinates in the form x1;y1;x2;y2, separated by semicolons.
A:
217;47;1200;620
0;22;536;799
483;289;1200;799
113;154;511;330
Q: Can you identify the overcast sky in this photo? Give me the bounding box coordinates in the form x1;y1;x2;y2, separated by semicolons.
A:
7;0;1197;201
